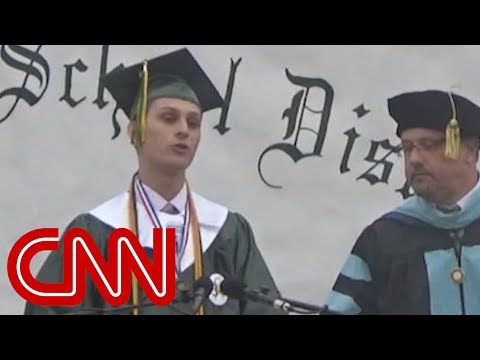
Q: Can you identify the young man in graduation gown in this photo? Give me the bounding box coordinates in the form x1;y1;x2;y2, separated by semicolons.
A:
322;89;480;315
24;48;284;315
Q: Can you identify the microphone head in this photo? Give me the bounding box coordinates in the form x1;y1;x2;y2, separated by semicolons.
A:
176;280;189;292
193;276;213;293
219;277;247;300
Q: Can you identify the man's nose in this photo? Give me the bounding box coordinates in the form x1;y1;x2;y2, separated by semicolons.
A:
406;147;425;165
176;118;189;136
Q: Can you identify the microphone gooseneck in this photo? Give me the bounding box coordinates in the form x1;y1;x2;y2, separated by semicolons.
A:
219;277;340;315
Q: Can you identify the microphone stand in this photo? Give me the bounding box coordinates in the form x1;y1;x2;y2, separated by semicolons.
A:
278;296;342;315
245;288;342;315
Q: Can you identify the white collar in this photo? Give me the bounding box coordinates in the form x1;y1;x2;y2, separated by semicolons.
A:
88;188;229;273
139;181;188;215
89;187;228;229
457;173;480;210
431;173;480;212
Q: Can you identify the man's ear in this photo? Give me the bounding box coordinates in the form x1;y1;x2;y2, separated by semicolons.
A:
127;121;136;145
463;137;480;164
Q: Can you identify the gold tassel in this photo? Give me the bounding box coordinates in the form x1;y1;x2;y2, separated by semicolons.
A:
136;60;149;145
445;91;460;160
187;182;205;315
128;182;140;315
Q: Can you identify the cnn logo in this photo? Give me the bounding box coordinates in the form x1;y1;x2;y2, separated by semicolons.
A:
7;227;176;307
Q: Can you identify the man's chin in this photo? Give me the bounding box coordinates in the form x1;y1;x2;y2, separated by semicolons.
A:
411;186;436;202
410;176;431;188
159;160;192;173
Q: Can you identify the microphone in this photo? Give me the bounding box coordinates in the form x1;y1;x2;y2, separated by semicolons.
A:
220;277;290;312
219;277;339;315
191;276;213;314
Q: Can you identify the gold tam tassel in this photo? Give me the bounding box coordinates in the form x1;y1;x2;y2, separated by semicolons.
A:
445;90;460;160
187;182;205;315
136;60;149;145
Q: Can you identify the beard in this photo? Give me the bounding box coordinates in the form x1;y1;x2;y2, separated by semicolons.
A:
409;174;451;205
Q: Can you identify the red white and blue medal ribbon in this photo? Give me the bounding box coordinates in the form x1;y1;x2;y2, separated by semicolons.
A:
134;174;190;274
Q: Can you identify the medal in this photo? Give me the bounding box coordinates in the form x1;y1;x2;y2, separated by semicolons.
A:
451;267;465;284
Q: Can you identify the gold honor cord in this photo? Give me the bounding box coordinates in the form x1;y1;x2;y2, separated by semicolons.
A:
187;182;205;315
127;179;205;315
127;181;140;315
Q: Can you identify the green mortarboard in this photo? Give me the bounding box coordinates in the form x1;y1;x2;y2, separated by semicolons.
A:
388;90;480;159
101;47;224;143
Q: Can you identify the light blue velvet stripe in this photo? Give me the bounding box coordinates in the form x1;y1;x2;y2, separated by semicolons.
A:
424;248;462;315
324;290;361;315
340;254;372;282
461;245;480;314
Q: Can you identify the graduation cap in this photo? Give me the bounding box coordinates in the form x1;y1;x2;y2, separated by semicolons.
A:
101;47;224;143
387;89;480;159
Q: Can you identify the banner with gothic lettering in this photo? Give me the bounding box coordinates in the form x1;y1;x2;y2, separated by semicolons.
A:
1;45;479;314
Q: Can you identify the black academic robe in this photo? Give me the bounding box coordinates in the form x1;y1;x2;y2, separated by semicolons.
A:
24;190;285;315
322;192;480;315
